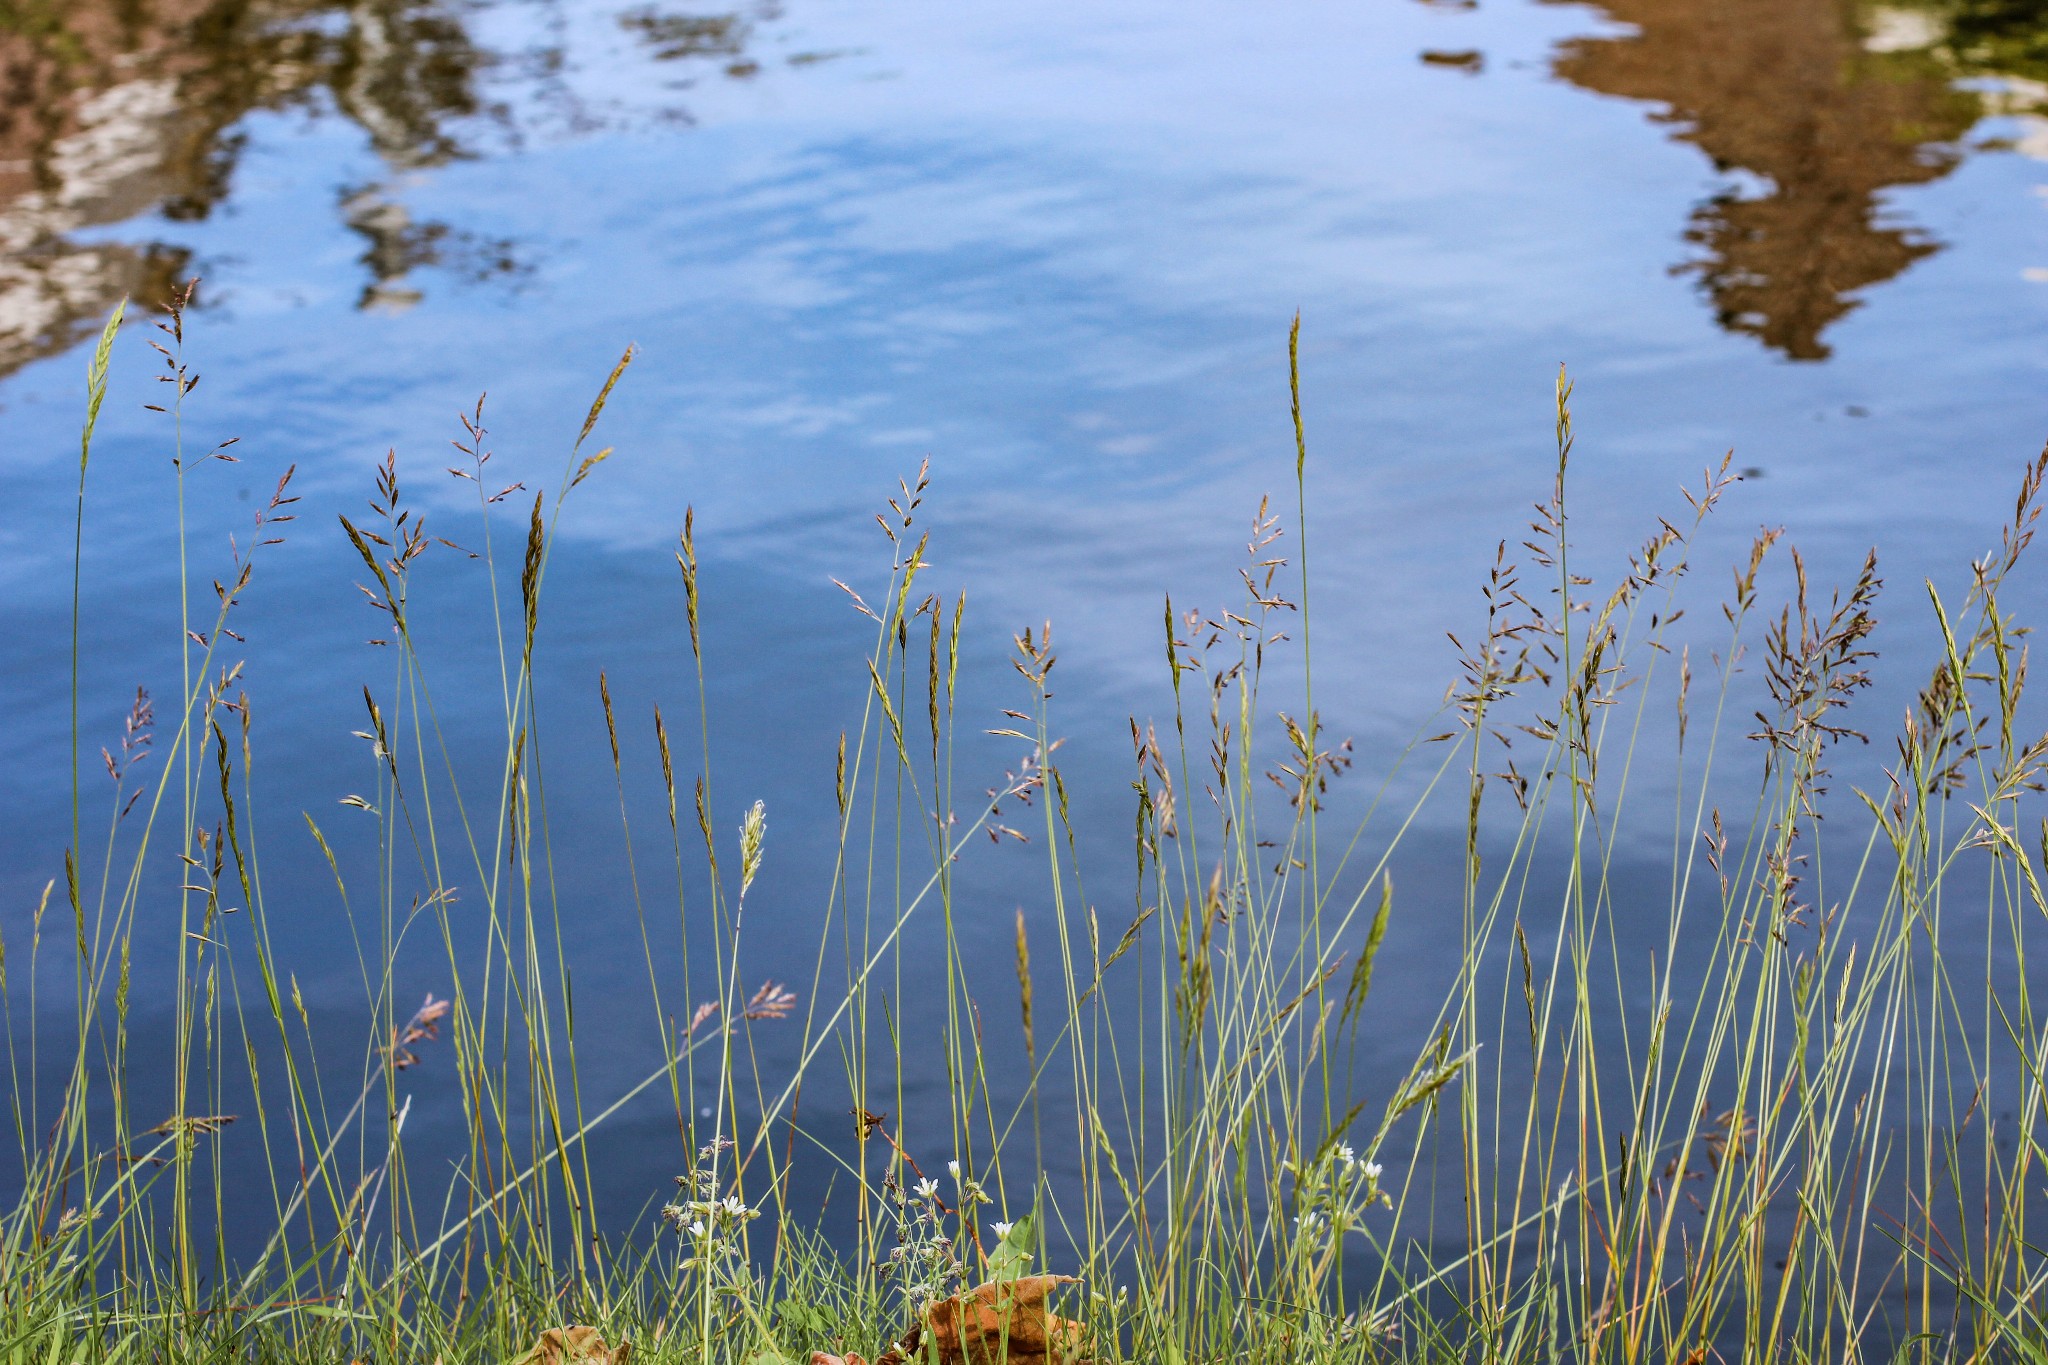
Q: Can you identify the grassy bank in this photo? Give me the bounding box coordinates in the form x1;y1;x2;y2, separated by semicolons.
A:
7;298;2048;1365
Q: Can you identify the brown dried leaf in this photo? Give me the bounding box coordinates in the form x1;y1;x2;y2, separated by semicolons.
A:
922;1275;1085;1365
826;1275;1086;1365
513;1327;631;1365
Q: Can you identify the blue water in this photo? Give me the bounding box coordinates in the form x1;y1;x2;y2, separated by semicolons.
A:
3;0;2047;1250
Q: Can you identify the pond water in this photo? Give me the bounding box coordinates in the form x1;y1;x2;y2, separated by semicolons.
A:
3;0;2047;1252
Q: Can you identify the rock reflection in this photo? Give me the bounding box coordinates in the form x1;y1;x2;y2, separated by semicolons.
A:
340;182;523;312
1547;0;2048;359
0;0;507;373
618;4;786;84
0;69;198;376
0;0;771;377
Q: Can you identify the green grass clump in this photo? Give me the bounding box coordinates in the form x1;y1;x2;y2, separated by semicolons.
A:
9;299;2048;1365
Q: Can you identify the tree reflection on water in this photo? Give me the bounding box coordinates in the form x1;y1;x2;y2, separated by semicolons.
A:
0;0;772;376
13;1;2048;379
1543;0;2048;359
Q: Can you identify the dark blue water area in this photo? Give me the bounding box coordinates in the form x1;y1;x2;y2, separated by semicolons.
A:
3;0;2048;1286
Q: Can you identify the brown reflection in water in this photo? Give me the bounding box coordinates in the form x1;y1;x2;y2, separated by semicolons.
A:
0;0;508;374
1543;0;2045;359
0;0;777;378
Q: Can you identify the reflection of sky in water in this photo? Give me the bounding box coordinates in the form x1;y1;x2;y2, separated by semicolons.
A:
3;0;2048;1232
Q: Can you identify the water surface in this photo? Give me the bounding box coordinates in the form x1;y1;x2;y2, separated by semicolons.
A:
3;0;2047;1243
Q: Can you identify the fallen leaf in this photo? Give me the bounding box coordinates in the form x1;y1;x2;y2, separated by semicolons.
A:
922;1275;1085;1365
513;1327;631;1365
819;1274;1086;1365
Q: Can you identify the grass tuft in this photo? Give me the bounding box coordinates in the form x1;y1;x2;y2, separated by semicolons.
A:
11;300;2048;1365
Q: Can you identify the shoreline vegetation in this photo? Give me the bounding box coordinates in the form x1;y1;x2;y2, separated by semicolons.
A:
8;297;2048;1364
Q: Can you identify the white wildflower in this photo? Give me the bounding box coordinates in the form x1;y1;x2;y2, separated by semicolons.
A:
721;1195;751;1217
915;1177;940;1200
992;1221;1015;1239
1363;1161;1384;1181
1336;1143;1355;1166
948;1160;961;1179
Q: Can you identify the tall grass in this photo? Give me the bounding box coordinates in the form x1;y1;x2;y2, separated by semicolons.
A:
7;296;2048;1365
